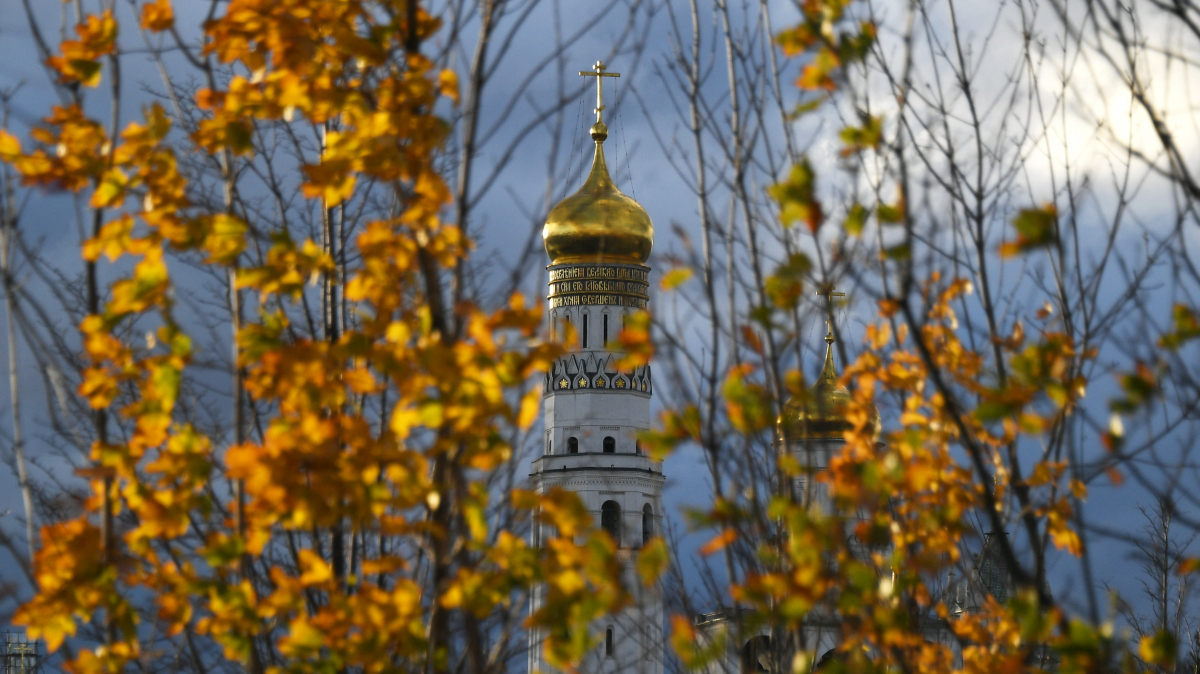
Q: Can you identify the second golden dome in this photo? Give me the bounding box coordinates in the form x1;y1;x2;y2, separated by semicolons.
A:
778;325;880;442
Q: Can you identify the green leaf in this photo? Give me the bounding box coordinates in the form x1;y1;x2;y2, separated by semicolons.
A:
636;538;669;587
838;115;883;156
68;59;103;87
770;159;822;232
974;399;1016;422
1160;304;1200;350
844;203;867;236
765;253;811;308
723;364;772;433
1110;362;1159;413
791;96;828;117
1000;204;1058;257
1140;631;1179;666
876;201;904;224
1009;588;1055;644
837;21;878;62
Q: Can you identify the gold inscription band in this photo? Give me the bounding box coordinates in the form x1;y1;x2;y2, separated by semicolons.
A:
548;280;647;295
547;263;651;308
549;295;648;309
547;265;649;283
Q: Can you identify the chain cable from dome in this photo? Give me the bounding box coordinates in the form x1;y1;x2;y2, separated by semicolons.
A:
615;76;637;203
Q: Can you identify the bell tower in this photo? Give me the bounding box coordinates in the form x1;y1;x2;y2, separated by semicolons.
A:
527;61;665;674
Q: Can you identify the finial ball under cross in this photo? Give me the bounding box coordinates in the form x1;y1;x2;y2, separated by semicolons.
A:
579;60;620;124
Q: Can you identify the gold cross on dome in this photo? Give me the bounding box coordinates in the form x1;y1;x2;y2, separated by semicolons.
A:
815;285;846;305
816;286;846;344
579;60;620;123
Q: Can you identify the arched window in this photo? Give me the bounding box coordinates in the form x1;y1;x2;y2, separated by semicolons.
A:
546;437;552;455
603;313;609;344
603;436;615;453
642;504;653;546
582;313;589;348
568;437;578;454
605;626;614;657
601;501;621;544
814;648;846;672
741;635;771;674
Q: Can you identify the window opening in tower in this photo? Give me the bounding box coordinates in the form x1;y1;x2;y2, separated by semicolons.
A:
642;504;653;546
603;436;615;453
601;500;621;544
582;313;588;348
741;636;771;674
568;437;578;454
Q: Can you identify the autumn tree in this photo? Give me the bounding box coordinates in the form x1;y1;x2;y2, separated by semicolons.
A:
0;0;657;672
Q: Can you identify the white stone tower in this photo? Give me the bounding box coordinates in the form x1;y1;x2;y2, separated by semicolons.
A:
526;61;665;674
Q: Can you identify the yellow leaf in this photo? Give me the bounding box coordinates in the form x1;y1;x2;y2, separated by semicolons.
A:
660;267;693;290
82;215;134;262
516;386;540;430
298;549;332;585
551;569;585;594
636;538;669;586
90;168;129;208
1140;631;1178;665
439;70;460;104
202;214;247;264
284;619;324;652
302;161;356;206
0;130;21;159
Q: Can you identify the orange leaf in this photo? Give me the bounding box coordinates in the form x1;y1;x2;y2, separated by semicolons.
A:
699;528;737;556
140;0;174;31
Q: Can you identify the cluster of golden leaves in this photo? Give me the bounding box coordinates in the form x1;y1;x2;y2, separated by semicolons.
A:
1;1;652;671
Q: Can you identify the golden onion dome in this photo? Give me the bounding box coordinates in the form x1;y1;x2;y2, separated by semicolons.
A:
543;122;653;265
778;324;879;442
